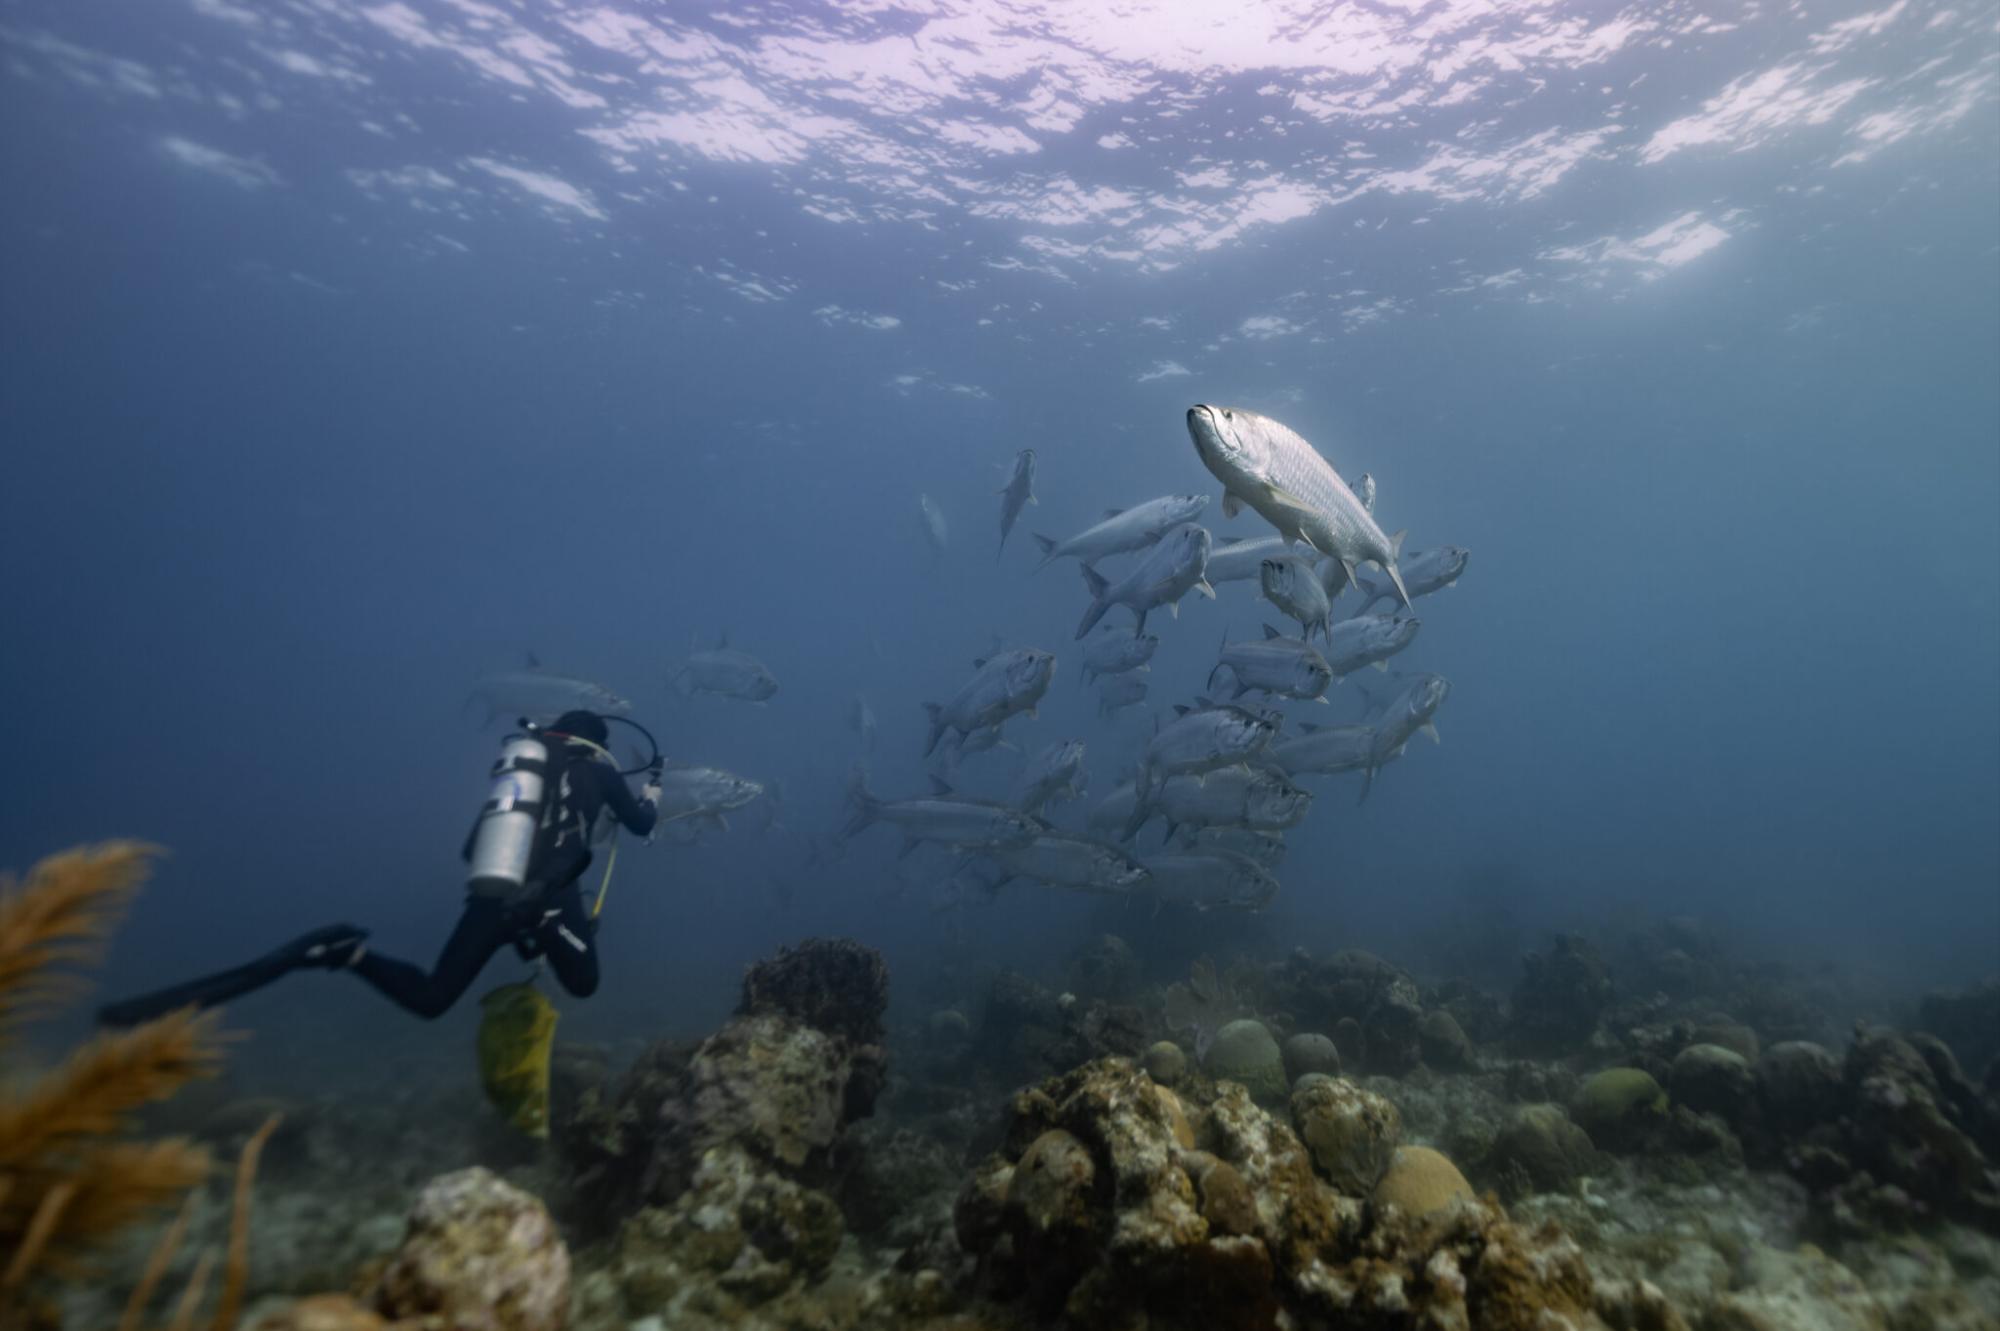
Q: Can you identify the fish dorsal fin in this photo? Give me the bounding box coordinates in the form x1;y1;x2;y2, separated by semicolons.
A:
1298;721;1322;733
1216;535;1242;546
1262;624;1282;640
928;775;955;798
972;657;987;670
1103;507;1125;520
1173;704;1191;717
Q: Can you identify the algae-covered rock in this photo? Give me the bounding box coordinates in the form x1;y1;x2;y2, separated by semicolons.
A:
374;1167;570;1331
1372;1145;1473;1219
1419;1008;1473;1068
1574;1067;1668;1148
959;1056;1605;1331
1512;932;1613;1050
1281;1031;1341;1084
1757;1040;1842;1134
737;936;888;1045
1205;1018;1287;1103
1141;1039;1188;1085
1672;1042;1754;1123
1009;1129;1097;1238
1290;1073;1400;1195
655;1012;878;1192
614;1142;844;1318
1692;1018;1762;1065
1487;1102;1598;1198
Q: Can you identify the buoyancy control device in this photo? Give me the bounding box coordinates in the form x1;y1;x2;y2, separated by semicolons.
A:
467;733;551;897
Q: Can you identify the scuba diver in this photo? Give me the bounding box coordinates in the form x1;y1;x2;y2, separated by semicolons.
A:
99;711;662;1025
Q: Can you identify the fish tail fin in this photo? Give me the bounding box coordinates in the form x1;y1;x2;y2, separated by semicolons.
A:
840;765;883;839
922;703;948;757
1074;564;1112;639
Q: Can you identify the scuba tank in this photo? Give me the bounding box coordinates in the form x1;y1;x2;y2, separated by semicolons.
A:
467;732;551;897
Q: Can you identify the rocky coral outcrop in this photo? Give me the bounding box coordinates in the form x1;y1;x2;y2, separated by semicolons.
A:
956;1056;1609;1330
1486;1102;1599;1199
1291;1073;1401;1195
373;1167;570;1331
1205;1019;1287;1103
1511;933;1613;1051
1267;949;1428;1074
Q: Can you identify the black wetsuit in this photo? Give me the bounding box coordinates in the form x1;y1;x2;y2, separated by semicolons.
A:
97;742;658;1026
352;745;659;1017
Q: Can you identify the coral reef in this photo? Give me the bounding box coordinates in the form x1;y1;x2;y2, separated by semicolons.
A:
373;1167;570;1331
1267;949;1427;1074
1918;978;2000;1080
955;1055;1615;1330
1203;1019;1286;1104
737;936;889;1048
1511;933;1613;1052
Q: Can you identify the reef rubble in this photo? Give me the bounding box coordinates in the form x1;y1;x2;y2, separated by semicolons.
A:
68;926;2000;1331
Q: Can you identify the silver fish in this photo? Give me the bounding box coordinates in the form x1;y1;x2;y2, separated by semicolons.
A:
1031;494;1210;571
934;721;1017;777
653;764;765;836
1013;739;1088;815
673;634;778;702
1080;625;1159;682
923;648;1055;756
1129;702;1279;836
1326;613;1422;679
1362;673;1450;802
1175;825;1287;868
847;695;878;750
986;834;1150;895
1352;546;1469;616
1138;851;1280;912
1260;555;1332;640
919;493;949;561
1209;625;1333;703
1087;781;1139;838
1187;404;1410;606
997;449;1037;558
841;767;1043;855
1204;534;1292;586
1269;722;1376;776
469;663;631;726
1097;674;1149;718
1150;767;1313;837
1076;523;1213;639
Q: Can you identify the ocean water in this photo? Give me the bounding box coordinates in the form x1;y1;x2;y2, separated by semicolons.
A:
1;0;1996;1232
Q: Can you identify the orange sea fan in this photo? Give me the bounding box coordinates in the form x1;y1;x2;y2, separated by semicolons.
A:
0;842;161;1036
